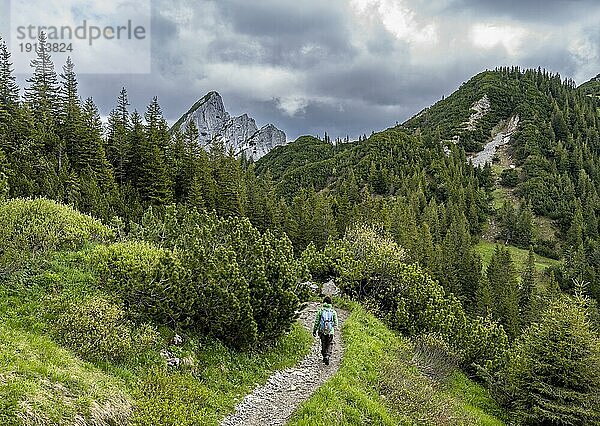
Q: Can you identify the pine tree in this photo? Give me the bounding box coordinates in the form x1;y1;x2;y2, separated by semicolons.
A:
437;214;481;308
24;32;60;124
138;98;173;205
79;97;114;187
0;36;21;180
169;122;203;208
126;110;145;188
476;275;494;316
566;200;584;248
58;57;82;164
503;294;600;424
368;161;387;195
0;37;19;121
24;32;62;168
311;193;337;249
520;246;537;324
515;202;534;247
487;245;520;339
210;140;243;217
107;88;131;185
182;121;204;207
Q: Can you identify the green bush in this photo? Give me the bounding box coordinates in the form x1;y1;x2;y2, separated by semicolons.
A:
305;226;508;368
126;206;302;345
53;295;158;363
495;294;600;425
0;198;112;269
499;169;519;187
86;206;303;349
86;241;188;323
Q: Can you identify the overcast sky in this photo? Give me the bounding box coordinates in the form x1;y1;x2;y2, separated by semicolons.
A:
6;0;600;140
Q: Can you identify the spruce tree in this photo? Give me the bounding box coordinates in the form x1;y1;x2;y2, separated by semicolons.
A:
24;32;62;168
487;245;520;339
0;37;19;120
107;88;131;185
182;121;204;207
210;139;243;217
476;275;494;316
140;98;173;205
126;110;145;189
24;32;60;124
504;294;600;424
566;200;584;248
520;246;537;324
80;97;114;187
59;57;82;164
0;36;20;177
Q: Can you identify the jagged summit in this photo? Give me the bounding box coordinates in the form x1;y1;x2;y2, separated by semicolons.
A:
171;92;287;160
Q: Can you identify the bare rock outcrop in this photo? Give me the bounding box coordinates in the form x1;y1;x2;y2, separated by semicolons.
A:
171;92;287;160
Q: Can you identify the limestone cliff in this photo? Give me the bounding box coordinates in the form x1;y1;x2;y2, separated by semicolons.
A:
171;92;287;160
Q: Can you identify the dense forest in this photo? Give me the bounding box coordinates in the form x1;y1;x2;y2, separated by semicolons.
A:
2;32;600;425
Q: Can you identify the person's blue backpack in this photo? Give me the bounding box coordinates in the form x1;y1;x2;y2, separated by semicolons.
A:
319;308;335;335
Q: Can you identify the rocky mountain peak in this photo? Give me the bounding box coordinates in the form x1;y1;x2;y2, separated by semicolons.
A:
171;92;287;160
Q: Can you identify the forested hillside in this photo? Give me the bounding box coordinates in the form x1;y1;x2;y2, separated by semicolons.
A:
2;32;600;425
404;67;600;301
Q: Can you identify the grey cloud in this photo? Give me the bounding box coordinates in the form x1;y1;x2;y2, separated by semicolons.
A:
212;0;346;38
12;0;600;144
311;62;438;108
206;33;356;69
236;96;415;141
451;0;598;22
151;7;179;43
205;0;356;68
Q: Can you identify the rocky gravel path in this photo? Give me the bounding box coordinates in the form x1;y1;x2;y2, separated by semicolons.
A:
220;302;348;426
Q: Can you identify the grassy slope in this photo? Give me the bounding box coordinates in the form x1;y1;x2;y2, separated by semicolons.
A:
0;251;313;425
475;241;559;272
288;304;504;425
0;324;132;426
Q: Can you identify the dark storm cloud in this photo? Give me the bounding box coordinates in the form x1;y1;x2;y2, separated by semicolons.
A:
311;63;449;107
206;0;356;69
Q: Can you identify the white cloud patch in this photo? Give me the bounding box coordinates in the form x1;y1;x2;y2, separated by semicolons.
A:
351;0;438;46
470;23;528;56
276;96;309;116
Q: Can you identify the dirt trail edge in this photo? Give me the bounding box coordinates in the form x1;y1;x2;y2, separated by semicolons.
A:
220;301;349;426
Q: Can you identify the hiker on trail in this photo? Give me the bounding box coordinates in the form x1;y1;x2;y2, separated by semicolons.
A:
312;296;339;365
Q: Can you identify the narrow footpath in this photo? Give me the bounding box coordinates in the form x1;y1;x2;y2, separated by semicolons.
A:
220;302;348;426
